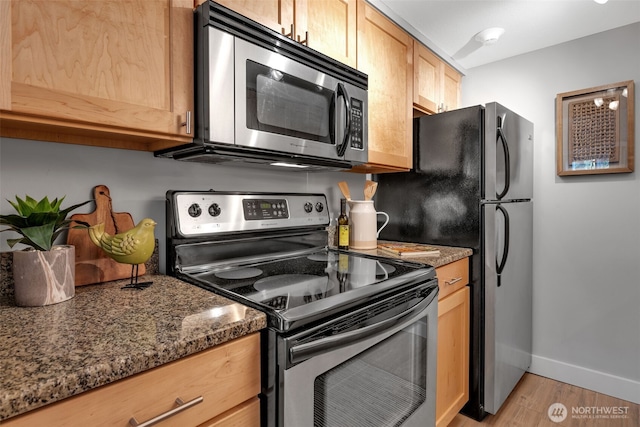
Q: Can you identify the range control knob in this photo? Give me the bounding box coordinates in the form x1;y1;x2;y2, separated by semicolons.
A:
188;203;202;218
208;203;221;217
304;202;313;213
315;202;324;213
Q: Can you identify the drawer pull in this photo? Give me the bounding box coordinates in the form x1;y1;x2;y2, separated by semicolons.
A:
129;396;203;427
180;111;192;135
445;277;462;286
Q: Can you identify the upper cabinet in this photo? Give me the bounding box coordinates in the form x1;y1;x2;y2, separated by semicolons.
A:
351;0;413;173
215;0;357;68
0;0;194;151
441;61;462;113
413;41;461;114
211;0;294;34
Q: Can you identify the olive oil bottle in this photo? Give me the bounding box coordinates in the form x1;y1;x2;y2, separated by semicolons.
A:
338;198;349;250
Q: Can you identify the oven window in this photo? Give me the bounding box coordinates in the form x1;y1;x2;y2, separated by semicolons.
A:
246;61;334;143
314;319;428;427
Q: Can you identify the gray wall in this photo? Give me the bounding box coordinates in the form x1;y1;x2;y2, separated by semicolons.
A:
0;140;365;267
461;23;640;403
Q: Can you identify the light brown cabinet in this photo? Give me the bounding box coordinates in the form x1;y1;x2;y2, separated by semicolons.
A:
1;333;261;427
351;0;413;173
214;0;357;68
435;257;470;427
0;0;194;152
413;41;461;114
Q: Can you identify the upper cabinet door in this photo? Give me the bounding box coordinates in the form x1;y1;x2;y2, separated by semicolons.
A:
441;62;462;113
217;0;356;68
213;0;294;35
297;0;357;68
414;42;440;114
413;40;462;114
1;0;194;151
352;0;413;173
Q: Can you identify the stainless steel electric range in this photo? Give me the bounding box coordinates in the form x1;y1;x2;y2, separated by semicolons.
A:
166;191;439;427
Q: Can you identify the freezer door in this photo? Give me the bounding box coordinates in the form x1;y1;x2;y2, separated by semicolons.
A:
484;103;534;201
483;201;532;414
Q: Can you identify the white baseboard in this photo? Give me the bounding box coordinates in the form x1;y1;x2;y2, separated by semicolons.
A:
529;354;640;404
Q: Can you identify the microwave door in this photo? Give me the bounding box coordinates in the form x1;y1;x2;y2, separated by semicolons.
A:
234;38;343;159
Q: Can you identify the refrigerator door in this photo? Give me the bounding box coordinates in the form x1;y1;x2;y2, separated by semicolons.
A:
375;109;484;248
484;103;534;201
483;200;533;414
415;105;483;179
375;171;481;249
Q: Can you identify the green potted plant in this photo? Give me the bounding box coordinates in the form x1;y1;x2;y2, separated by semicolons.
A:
0;195;90;306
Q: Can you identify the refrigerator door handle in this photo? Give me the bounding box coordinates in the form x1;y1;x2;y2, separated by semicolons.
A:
496;204;510;287
496;117;511;200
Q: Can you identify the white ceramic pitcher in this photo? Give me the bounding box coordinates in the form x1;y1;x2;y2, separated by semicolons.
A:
348;200;389;250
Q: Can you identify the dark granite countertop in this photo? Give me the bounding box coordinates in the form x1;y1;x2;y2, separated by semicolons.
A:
347;241;473;268
0;275;266;421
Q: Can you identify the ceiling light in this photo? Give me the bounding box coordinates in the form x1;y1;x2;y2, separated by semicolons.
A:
474;27;505;46
594;0;608;4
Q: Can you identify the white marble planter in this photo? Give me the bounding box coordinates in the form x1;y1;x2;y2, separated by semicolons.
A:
12;245;75;306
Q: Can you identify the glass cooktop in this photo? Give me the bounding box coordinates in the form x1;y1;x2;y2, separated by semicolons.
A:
184;248;435;331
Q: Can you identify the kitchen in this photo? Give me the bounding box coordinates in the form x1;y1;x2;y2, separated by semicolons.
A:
1;0;639;426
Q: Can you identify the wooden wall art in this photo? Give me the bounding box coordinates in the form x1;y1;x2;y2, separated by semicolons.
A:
556;81;634;176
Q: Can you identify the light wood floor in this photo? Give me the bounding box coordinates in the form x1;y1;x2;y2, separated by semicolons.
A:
449;373;639;427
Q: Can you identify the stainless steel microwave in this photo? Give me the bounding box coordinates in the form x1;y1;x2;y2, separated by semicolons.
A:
156;1;368;171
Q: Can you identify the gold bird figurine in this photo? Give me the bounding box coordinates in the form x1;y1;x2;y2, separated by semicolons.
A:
88;218;157;289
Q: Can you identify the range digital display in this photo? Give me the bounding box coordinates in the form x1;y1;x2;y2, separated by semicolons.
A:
243;199;289;220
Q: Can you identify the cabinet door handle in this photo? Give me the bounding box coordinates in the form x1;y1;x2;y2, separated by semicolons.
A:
180;111;192;135
297;31;308;46
282;24;294;39
129;396;203;427
445;277;462;286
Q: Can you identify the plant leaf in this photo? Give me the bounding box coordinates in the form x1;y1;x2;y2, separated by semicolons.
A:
24;212;58;228
34;196;53;213
57;200;91;222
8;199;20;213
51;197;65;211
15;196;34;216
0;214;31;229
21;223;56;251
7;237;26;248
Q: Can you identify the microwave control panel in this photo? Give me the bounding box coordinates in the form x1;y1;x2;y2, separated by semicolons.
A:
350;98;364;150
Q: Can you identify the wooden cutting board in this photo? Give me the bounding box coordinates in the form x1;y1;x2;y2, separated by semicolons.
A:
66;185;145;286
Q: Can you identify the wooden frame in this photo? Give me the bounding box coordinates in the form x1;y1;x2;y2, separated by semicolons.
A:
556;81;634;176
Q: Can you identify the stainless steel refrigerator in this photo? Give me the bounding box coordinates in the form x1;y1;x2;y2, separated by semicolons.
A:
373;102;533;420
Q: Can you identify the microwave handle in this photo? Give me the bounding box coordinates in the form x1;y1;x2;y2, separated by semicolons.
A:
336;82;351;157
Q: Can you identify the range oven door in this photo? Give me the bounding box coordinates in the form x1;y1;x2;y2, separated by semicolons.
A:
232;37;368;164
279;282;438;427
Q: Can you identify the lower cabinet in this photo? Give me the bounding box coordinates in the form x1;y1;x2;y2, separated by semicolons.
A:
435;258;470;427
2;333;261;427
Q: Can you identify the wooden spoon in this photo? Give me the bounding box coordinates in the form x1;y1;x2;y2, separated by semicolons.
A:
338;181;351;200
364;180;378;200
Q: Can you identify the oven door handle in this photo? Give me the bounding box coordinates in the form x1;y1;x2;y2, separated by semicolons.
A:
289;294;434;365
